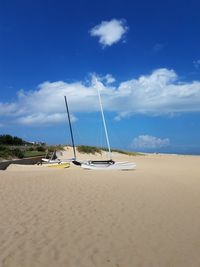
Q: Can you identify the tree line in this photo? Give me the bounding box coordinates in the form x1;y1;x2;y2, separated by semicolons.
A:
0;135;24;145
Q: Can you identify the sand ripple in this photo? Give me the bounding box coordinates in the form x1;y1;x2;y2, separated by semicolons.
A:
0;155;200;266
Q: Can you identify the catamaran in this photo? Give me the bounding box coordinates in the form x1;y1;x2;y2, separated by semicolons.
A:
41;150;61;164
64;80;136;170
38;150;70;168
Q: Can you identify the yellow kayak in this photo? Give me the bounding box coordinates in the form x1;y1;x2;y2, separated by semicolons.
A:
46;162;70;168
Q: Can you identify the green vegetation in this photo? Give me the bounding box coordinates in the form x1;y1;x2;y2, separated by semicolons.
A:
36;146;46;152
0;135;23;145
77;145;102;154
12;148;24;158
47;145;65;152
77;145;142;156
106;148;142;156
0;134;141;160
23;150;46;158
23;145;64;158
0;146;24;159
0;134;65;160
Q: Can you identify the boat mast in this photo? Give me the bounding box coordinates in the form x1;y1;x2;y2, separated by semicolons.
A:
64;96;77;160
96;81;112;160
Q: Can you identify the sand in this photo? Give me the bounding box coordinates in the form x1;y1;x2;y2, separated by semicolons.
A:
0;149;200;267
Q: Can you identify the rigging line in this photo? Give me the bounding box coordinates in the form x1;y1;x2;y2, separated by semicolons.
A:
96;80;112;160
64;96;76;160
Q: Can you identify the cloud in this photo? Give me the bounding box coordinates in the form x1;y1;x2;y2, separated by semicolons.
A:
114;68;200;119
17;113;77;126
90;19;128;47
103;74;116;84
193;59;200;69
0;102;17;116
132;135;170;149
153;43;165;52
1;68;200;126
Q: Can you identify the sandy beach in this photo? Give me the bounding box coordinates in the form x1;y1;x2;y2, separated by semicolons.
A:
0;149;200;267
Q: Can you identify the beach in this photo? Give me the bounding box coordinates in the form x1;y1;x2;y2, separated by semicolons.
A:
0;150;200;267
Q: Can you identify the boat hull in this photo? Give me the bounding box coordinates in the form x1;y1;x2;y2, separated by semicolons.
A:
42;162;70;168
81;161;136;170
41;158;61;163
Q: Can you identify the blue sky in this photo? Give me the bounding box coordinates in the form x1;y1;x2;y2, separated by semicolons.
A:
0;0;200;154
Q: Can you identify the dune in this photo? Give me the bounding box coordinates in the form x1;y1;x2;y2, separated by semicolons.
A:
0;148;200;266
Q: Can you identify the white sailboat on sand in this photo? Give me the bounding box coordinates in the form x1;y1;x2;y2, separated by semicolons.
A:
41;150;61;164
39;150;70;168
64;79;136;170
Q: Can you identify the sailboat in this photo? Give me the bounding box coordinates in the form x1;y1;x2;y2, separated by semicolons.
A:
38;150;70;168
41;150;61;164
64;80;136;170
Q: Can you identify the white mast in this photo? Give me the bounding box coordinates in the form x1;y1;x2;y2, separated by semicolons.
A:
95;78;112;160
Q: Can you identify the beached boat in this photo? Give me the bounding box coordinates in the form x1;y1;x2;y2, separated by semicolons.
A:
38;150;62;165
38;150;70;167
81;160;136;170
43;162;70;168
64;79;136;171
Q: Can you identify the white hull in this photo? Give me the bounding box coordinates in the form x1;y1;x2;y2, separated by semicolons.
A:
39;159;69;166
81;161;136;170
41;158;61;164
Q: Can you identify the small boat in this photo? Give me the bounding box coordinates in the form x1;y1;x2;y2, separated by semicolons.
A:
44;162;70;168
64;78;136;171
37;150;70;167
41;150;61;164
81;161;136;170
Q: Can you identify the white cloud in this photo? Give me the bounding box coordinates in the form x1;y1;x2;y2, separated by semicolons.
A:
153;43;165;52
0;102;17;115
1;68;200;126
132;135;170;149
90;19;128;47
17;113;77;126
193;59;200;69
103;74;116;84
114;68;200;119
